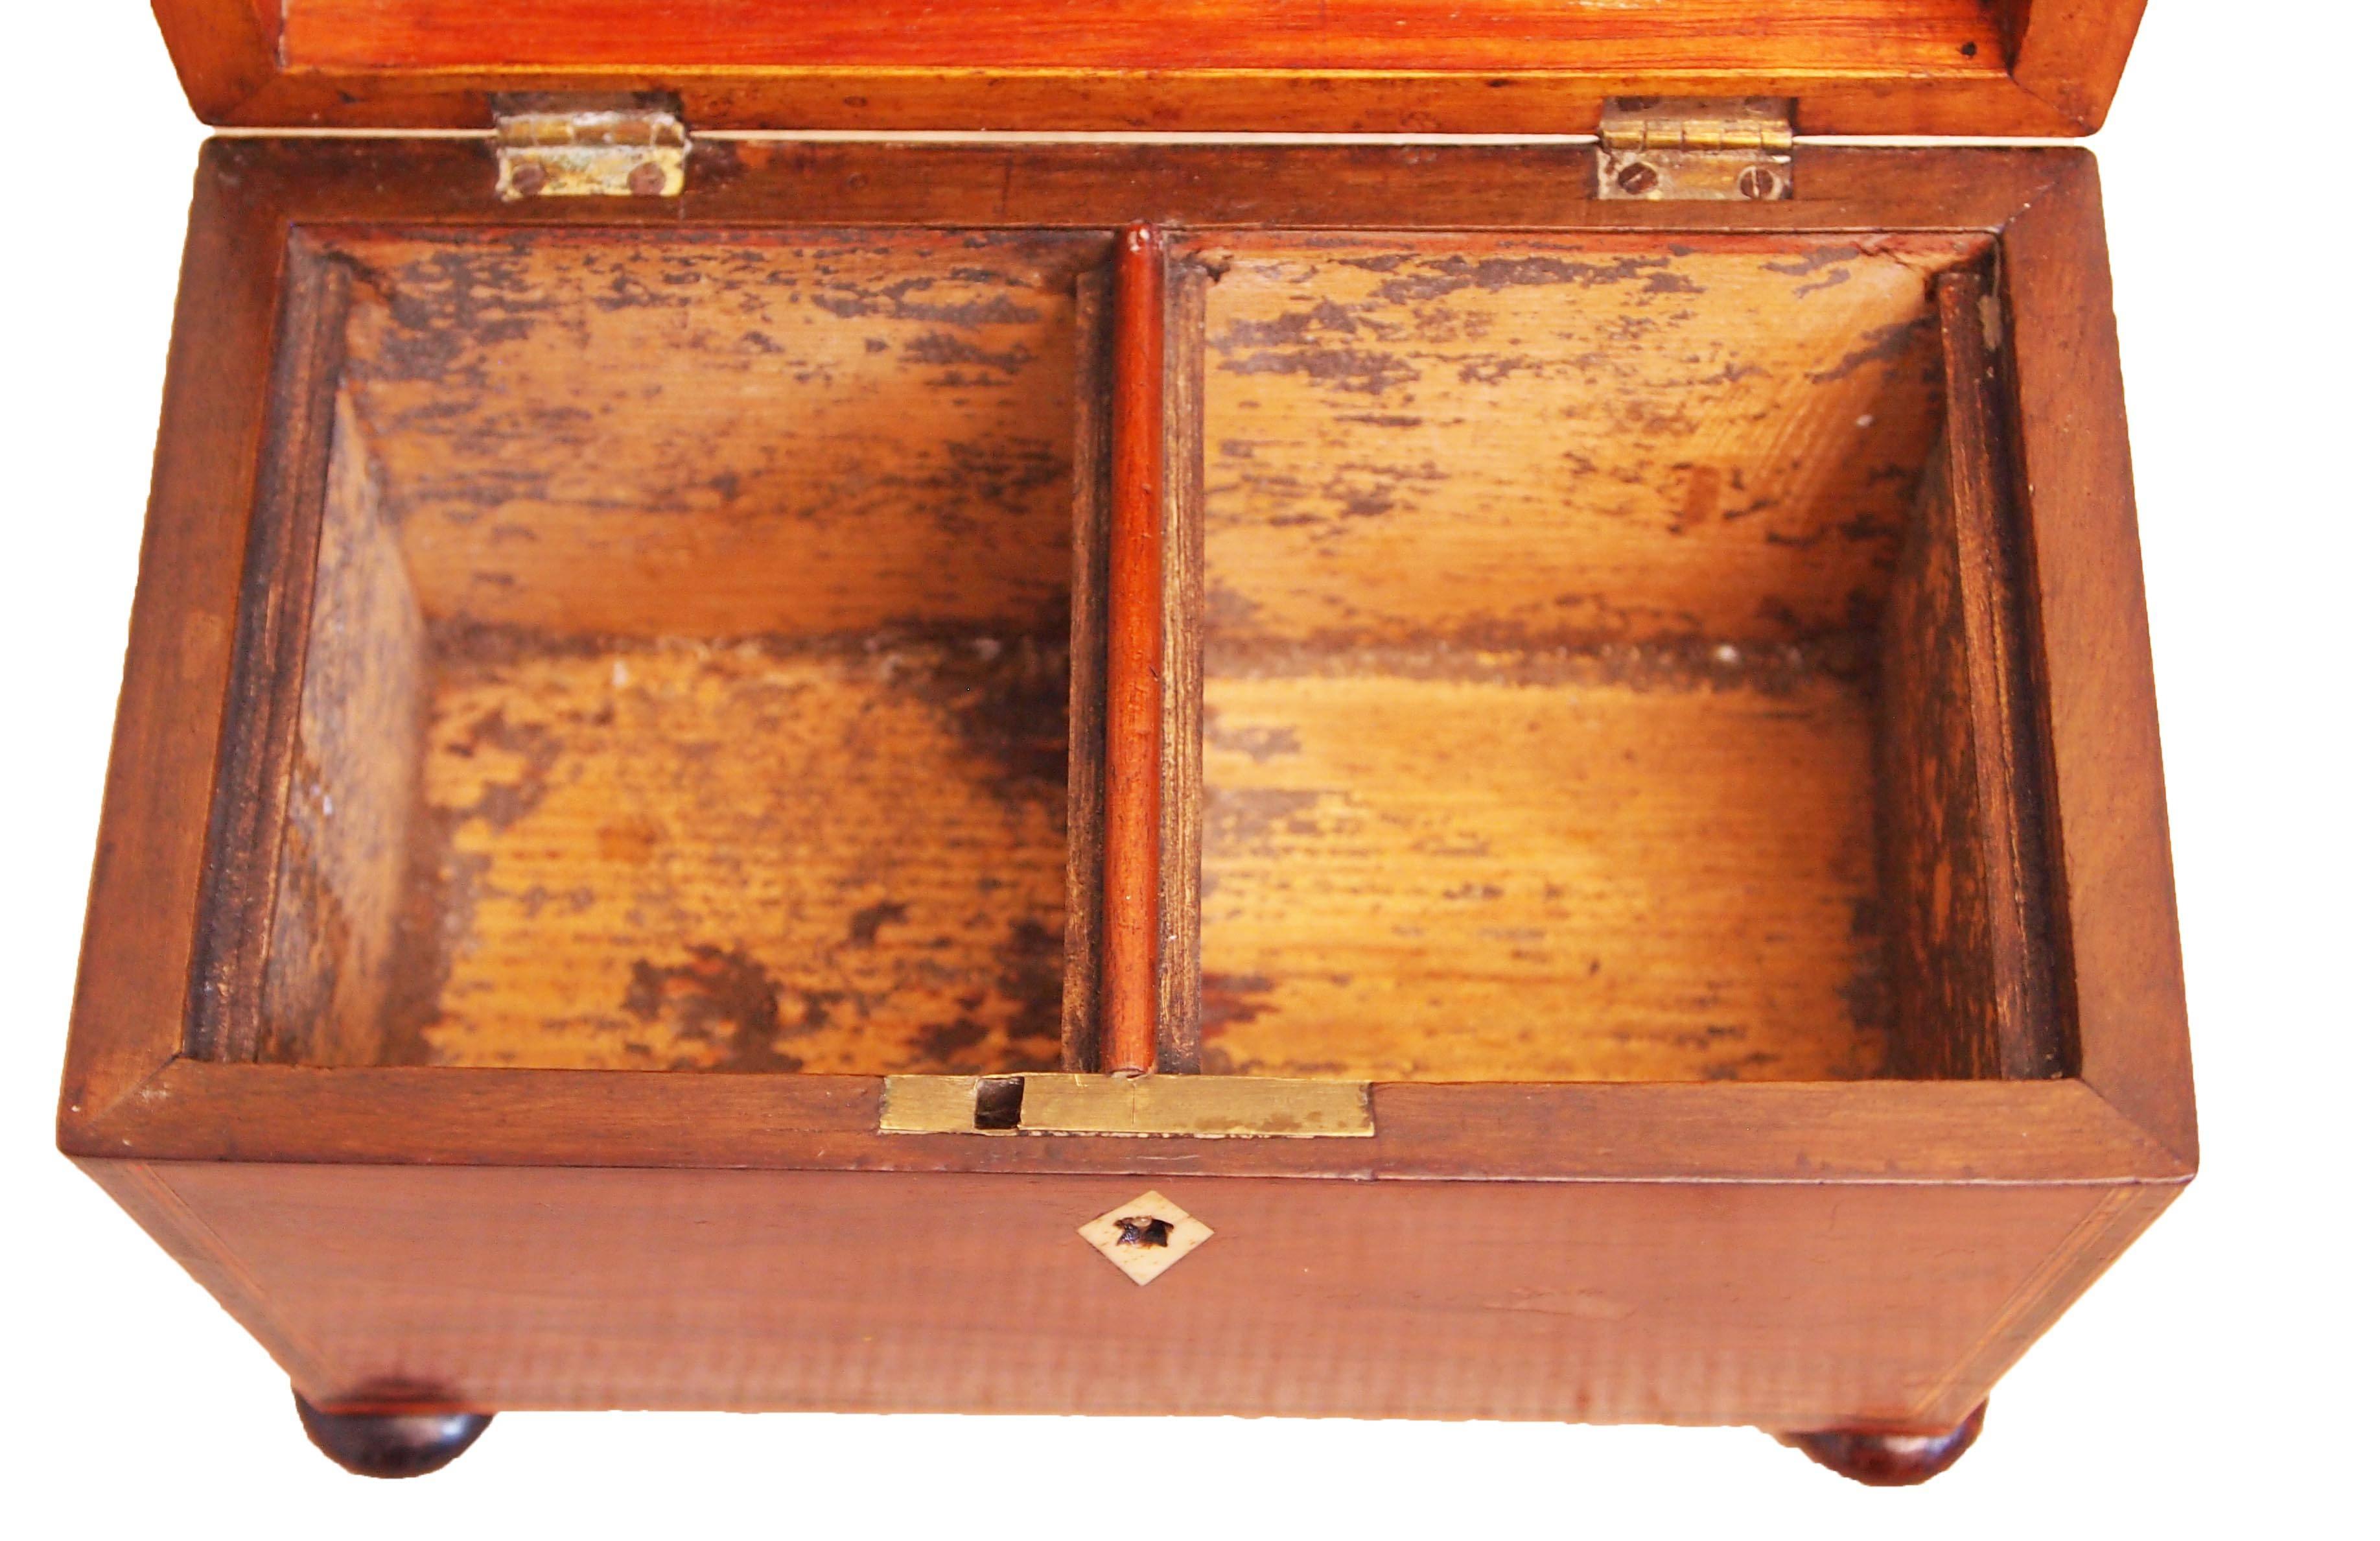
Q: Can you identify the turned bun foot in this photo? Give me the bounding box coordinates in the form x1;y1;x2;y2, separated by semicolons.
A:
1775;1400;1986;1486
294;1387;493;1478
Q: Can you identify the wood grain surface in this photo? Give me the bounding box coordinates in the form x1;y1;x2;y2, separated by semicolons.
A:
1198;234;1977;651
1202;656;1891;1081
255;229;1104;1072
58;139;2188;1435
257;395;426;1066
1063;270;1114;1074
1100;226;1165;1076
185;242;351;1063
84;1157;2176;1430
150;0;2145;135
1195;234;1974;1081
1156;256;1210;1074
1876;269;2061;1079
1997;158;2195;1162
337;230;1097;639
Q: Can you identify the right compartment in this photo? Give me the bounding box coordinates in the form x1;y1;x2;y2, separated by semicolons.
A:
1188;231;2060;1086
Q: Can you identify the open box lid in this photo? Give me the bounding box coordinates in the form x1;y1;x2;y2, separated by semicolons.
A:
156;0;2145;137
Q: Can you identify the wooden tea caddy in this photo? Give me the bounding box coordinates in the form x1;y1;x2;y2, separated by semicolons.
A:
62;0;2193;1485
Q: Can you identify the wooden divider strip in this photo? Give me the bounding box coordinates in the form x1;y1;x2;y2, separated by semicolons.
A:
186;243;353;1064
1155;257;1209;1074
1099;225;1167;1076
1936;270;2064;1079
1062;268;1114;1073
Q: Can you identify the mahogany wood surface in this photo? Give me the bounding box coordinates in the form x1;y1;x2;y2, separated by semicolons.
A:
1100;226;1165;1076
86;1159;2174;1429
1998;156;2194;1166
53;135;2108;1124
150;0;2146;135
60;137;2189;1432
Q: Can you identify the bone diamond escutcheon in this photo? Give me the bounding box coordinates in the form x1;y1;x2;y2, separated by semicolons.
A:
1078;1190;1214;1285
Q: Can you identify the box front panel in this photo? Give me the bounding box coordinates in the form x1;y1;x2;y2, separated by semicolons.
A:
107;1160;2165;1429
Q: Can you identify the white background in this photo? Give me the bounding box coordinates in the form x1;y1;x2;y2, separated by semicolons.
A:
5;8;2372;1534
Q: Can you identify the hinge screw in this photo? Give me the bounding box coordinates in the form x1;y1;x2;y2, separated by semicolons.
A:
1615;162;1660;196
1738;166;1782;199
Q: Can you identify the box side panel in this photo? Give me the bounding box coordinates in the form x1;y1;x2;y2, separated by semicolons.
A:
121;1160;2169;1429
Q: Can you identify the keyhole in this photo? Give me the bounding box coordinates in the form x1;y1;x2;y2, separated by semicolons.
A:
1114;1216;1174;1249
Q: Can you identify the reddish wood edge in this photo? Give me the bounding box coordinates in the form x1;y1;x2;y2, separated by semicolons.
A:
1099;224;1167;1076
1907;1177;2176;1424
2005;0;2149;133
67;1061;2189;1184
146;0;2140;135
1997;155;2195;1169
75;1156;337;1392
59;145;288;1128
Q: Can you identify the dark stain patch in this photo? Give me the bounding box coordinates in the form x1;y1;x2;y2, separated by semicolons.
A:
1672;465;1724;532
996;917;1064;1056
1215;346;1420;397
913;1016;991;1061
1793;266;1854;300
1208;719;1303;762
1204;583;1263;630
1205;634;1876;698
1202;972;1279;1037
443;707;563;832
1212;298;1368;350
1806;319;1926;384
1366;252;1692;305
810;279;1041;327
1760;245;1867;279
1205;788;1324;854
902;331;1036;377
622;944;799;1072
1837;948;1889;1042
899;626;1071;803
846;900;910;946
789;987;848;1038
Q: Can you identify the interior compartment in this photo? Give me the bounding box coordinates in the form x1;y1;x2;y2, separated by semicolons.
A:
256;229;1104;1072
1191;231;1996;1082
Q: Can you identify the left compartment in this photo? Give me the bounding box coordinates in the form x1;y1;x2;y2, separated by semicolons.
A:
194;227;1112;1077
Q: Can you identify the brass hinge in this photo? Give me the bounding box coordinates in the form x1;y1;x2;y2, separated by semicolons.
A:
1597;97;1795;202
494;98;686;200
